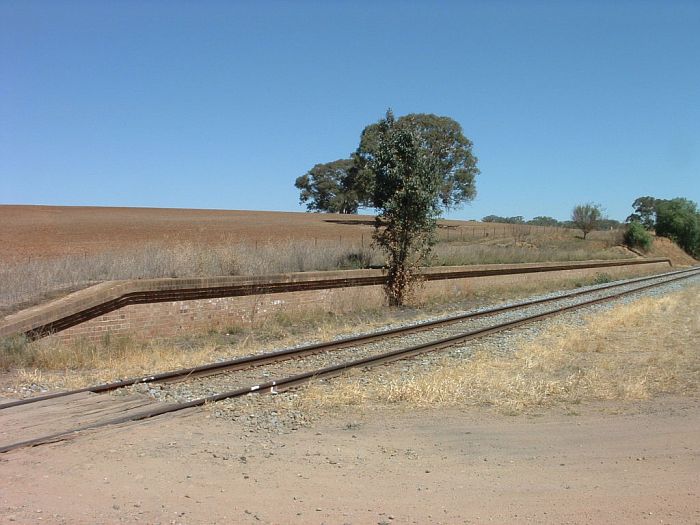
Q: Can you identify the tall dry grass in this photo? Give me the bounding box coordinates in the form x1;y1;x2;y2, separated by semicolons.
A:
296;283;700;414
1;229;631;316
0;241;381;315
1;270;637;392
432;242;628;266
437;223;624;242
0;291;388;390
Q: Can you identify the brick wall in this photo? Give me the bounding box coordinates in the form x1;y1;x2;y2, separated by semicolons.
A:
51;261;670;343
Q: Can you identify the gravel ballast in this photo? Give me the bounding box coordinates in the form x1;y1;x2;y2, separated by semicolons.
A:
135;271;700;434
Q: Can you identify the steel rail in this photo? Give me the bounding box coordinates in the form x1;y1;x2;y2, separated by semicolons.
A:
2;266;697;411
1;267;697;454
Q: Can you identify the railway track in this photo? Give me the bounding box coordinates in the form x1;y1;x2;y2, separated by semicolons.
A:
1;266;698;453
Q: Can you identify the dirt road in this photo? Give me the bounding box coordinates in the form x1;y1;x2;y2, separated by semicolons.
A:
1;396;698;524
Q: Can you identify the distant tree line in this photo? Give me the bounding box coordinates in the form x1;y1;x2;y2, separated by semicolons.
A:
482;196;700;258
481;213;621;232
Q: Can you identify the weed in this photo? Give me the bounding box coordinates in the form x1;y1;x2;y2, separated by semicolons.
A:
223;325;246;336
336;250;373;269
591;272;613;285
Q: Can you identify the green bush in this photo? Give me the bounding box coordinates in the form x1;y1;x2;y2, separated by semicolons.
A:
624;222;653;252
591;272;613;285
655;198;700;257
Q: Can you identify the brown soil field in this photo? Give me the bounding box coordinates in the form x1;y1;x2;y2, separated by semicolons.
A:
0;205;382;262
1;205;694;266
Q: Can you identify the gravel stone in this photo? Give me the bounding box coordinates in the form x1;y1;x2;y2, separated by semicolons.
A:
132;271;699;434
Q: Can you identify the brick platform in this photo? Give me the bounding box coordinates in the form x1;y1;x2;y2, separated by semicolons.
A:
4;258;667;343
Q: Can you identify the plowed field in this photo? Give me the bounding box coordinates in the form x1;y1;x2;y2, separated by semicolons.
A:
0;205;384;262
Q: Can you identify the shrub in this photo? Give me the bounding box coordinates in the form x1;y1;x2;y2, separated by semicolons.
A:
0;335;33;369
591;272;613;285
655;198;700;257
336;249;373;269
624;222;653;252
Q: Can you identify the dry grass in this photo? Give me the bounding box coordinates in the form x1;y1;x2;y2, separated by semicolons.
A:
0;301;390;391
296;283;700;414
4;205;693;317
1;234;632;317
0;241;381;316
432;240;629;266
2;334;227;390
0;272;644;392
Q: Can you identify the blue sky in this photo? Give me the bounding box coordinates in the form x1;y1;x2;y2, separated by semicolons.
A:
1;0;698;221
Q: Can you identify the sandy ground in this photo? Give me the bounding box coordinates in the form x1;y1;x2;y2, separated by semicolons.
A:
1;396;698;525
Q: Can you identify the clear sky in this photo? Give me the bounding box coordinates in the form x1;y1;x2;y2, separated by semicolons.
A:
1;0;698;222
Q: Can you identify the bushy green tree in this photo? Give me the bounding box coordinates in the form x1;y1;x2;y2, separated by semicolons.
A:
357;113;479;211
294;159;361;213
296;113;479;213
481;215;525;224
624;221;653;252
626;196;657;230
527;216;561;227
368;110;442;306
655;198;700;257
571;203;603;239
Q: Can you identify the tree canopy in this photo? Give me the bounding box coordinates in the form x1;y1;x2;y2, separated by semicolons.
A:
294;159;361;214
527;216;561;227
626;196;657;230
571;203;603;239
295;113;479;214
624;196;700;257
369;110;441;306
356;113;479;210
482;215;525;224
655;198;700;257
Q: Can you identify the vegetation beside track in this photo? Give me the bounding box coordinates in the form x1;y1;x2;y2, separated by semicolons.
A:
295;282;700;415
0;272;656;393
1;229;633;317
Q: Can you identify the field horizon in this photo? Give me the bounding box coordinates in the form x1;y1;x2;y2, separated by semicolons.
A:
0;203;556;262
1;204;695;316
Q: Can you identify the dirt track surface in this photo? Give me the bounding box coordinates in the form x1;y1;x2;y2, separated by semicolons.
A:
1;397;698;524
